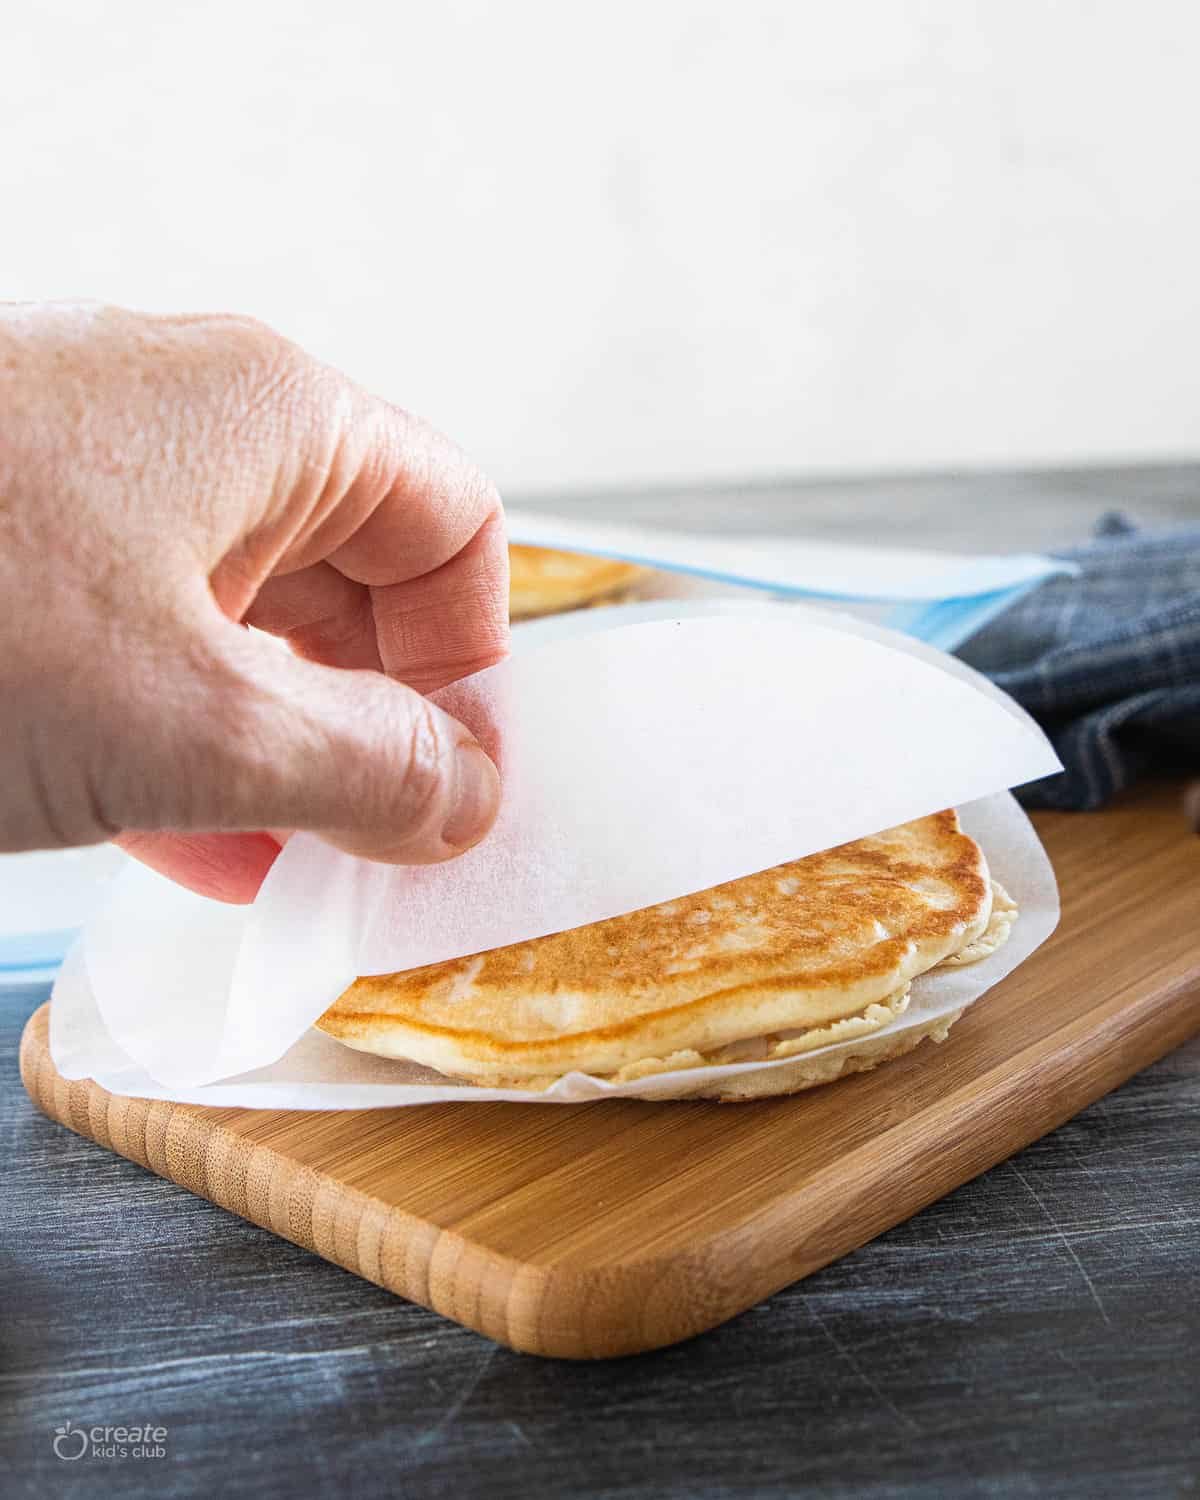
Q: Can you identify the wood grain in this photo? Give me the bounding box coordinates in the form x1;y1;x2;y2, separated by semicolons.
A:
18;783;1200;1360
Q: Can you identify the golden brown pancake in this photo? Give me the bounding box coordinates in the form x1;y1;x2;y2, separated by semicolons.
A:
317;812;1016;1095
508;544;646;620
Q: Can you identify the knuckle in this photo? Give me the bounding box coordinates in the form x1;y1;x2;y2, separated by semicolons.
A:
197;316;313;425
237;331;309;404
145;639;289;832
199;668;301;827
7;684;131;848
209;311;287;359
391;696;452;836
453;456;503;532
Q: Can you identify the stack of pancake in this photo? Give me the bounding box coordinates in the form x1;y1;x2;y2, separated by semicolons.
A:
317;811;1016;1099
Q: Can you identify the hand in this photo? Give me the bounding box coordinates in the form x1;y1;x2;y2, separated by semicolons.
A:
0;304;508;902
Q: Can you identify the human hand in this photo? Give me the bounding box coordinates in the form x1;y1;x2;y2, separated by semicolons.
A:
0;304;508;902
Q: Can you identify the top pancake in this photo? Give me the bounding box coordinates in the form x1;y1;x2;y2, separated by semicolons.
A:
317;810;995;1085
508;544;645;619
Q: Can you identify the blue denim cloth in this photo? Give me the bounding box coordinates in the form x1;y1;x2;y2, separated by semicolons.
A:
957;514;1200;810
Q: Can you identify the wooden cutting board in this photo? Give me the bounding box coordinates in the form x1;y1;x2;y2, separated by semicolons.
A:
20;783;1200;1359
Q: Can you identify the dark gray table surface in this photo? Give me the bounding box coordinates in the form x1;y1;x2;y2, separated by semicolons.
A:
3;462;1198;1499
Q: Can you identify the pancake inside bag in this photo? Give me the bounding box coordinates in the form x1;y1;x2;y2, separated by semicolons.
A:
508;544;647;619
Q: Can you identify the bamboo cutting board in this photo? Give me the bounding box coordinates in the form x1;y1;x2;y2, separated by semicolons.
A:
20;784;1200;1359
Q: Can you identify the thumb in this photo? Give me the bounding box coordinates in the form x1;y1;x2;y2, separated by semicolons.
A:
118;626;502;867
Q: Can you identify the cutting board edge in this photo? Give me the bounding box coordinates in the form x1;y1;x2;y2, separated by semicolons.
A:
20;974;1200;1360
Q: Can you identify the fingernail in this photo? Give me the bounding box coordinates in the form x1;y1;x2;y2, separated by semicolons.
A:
442;742;501;850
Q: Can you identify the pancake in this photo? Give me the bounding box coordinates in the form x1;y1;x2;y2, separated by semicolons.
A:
508;544;646;620
317;811;1016;1095
694;1006;968;1102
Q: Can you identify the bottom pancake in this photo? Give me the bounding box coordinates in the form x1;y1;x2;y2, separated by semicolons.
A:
695;1006;967;1102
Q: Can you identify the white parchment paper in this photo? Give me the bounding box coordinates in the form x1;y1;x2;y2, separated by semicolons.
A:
52;601;1062;1105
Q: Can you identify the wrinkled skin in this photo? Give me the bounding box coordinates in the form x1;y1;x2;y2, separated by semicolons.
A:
0;304;508;902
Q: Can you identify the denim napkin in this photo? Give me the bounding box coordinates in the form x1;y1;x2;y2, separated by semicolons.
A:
958;514;1200;809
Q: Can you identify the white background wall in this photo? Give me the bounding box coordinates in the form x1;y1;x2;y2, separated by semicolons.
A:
4;1;1198;494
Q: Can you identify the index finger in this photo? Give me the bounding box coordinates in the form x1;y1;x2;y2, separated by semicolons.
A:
234;376;511;692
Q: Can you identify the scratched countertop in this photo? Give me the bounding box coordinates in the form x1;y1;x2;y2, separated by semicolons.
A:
2;461;1198;1499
